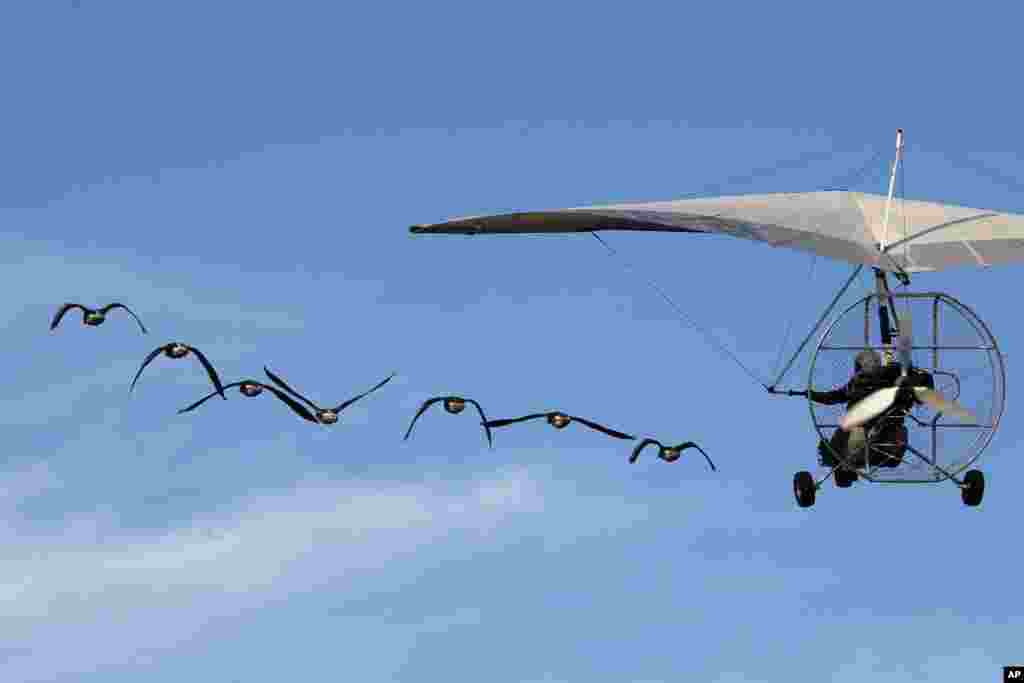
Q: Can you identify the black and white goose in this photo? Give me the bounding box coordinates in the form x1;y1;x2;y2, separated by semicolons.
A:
177;380;318;423
630;438;716;470
50;302;147;334
483;411;635;440
263;366;395;425
403;396;493;448
130;343;227;399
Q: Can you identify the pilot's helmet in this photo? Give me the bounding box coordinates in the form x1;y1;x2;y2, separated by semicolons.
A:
854;349;882;374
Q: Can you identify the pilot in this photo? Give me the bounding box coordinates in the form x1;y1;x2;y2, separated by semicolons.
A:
773;349;933;468
808;349;933;467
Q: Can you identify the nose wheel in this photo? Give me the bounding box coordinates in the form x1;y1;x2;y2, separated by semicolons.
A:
834;468;857;488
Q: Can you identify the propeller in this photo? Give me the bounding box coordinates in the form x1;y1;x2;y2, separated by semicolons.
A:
910;387;977;422
840;386;900;431
839;309;977;431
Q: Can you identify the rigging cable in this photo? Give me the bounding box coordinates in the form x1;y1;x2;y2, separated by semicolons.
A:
772;253;818;380
942;150;1024;199
588;231;770;388
768;146;889;382
819;147;889;191
675;146;845;200
587;146;887;392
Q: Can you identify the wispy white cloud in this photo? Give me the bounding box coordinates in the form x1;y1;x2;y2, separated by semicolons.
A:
829;645;1002;683
0;463;648;681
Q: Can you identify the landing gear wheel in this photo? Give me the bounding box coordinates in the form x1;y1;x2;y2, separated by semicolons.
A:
961;469;985;507
794;471;816;508
834;468;857;488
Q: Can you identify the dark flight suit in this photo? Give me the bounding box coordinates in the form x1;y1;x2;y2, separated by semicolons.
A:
812;364;934;468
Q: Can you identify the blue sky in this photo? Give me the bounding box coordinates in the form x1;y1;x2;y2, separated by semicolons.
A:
2;1;1023;680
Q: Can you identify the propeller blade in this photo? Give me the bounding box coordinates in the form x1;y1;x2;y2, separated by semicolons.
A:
894;309;912;370
840;386;900;431
912;387;977;423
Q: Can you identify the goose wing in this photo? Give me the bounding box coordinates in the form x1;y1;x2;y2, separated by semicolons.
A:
263;366;319;410
178;381;245;414
483;413;549;429
333;372;396;413
630;438;663;463
50;303;87;330
403;396;445;440
100;303;148;334
465;398;493;449
186;346;227;399
677;441;716;471
571;415;636;440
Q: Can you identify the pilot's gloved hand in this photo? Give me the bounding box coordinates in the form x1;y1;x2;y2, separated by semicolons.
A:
767;386;808;397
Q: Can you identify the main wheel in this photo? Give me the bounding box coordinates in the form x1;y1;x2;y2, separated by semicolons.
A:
794;471;816;508
834;468;857;488
961;469;985;507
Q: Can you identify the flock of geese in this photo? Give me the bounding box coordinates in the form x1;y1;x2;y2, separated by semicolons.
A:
50;301;716;470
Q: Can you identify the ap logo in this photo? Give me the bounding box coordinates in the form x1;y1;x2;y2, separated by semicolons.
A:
1005;665;1024;682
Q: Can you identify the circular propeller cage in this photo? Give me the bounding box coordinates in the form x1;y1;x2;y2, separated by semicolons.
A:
809;292;1005;482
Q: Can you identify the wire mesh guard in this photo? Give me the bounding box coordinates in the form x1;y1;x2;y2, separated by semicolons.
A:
809;292;1005;482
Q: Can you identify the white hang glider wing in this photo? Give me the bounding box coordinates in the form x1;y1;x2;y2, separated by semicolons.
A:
410;191;1024;273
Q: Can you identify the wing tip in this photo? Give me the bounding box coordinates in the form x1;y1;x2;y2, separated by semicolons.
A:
410;223;479;236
